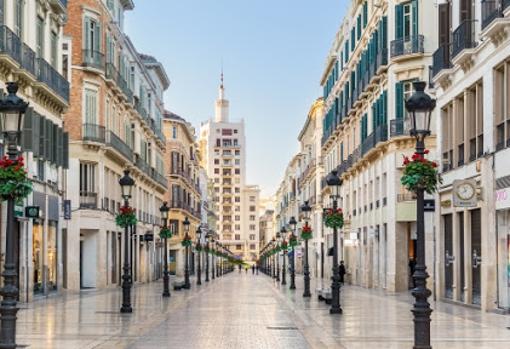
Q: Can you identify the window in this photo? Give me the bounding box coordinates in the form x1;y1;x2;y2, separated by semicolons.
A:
249;206;256;212
222;129;232;136
235;150;240;156
172;126;177;139
50;31;58;68
214;159;219;165
235;206;240;212
214;168;219;174
395;1;418;42
235;169;240;175
84;16;101;53
249;225;256;230
235;224;241;230
235;215;240;221
236;245;242;251
235;187;240;193
250;215;256;221
235;159;240;165
495;63;509;152
84;88;98;124
235;234;240;240
14;0;24;38
250;196;256;202
80;162;96;194
36;16;44;58
249;234;256;240
235;197;240;203
234;129;238;134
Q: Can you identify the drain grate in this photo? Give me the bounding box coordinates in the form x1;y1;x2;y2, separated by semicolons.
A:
266;326;298;331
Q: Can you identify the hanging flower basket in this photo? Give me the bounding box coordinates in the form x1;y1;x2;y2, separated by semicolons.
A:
280;241;288;252
401;150;442;194
324;208;344;229
204;246;210;254
195;244;202;252
301;223;313;240
288;235;299;249
0;155;32;201
159;227;172;239
116;206;137;228
181;237;192;247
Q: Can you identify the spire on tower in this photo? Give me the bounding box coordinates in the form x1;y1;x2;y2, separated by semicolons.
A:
215;66;229;122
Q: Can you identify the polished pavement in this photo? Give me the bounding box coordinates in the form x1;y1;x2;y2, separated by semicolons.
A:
16;271;510;348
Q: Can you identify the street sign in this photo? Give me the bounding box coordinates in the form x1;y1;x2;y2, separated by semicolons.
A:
63;200;71;220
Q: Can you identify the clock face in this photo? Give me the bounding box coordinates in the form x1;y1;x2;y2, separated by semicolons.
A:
457;183;475;200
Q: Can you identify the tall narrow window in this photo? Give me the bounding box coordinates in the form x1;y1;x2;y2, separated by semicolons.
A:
14;0;23;38
36;16;44;58
84;88;98;125
50;31;58;68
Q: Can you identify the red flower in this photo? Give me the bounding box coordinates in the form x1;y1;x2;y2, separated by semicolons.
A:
424;149;430;154
432;162;438;168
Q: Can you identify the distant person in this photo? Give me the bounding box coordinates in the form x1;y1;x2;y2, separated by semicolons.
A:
256;265;259;274
252;265;255;274
245;265;248;274
339;261;346;284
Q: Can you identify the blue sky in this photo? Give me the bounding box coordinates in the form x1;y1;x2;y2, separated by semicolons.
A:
125;0;346;197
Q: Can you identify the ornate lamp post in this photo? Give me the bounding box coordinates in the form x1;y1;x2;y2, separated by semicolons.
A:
271;237;277;279
288;216;297;290
301;201;312;298
326;170;342;314
216;241;220;277
119;169;135;313
281;227;287;286
196;226;202;285
211;236;216;280
275;232;281;282
406;81;435;349
205;231;212;282
0;82;28;348
183;217;191;289
160;202;171;297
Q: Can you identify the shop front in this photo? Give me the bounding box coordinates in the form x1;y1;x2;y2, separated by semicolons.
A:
495;182;510;311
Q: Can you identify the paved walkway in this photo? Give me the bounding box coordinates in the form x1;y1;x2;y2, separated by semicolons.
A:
15;272;510;348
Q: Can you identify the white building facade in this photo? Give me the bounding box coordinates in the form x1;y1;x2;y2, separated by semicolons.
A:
432;0;510;312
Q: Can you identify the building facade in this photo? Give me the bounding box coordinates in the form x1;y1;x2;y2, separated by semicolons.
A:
63;0;169;291
297;99;325;280
199;79;260;262
0;0;70;302
432;0;510;312
162;111;202;276
319;0;437;292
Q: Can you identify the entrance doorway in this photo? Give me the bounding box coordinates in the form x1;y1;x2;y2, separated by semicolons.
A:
408;227;417;290
80;231;97;289
471;209;482;305
444;214;454;299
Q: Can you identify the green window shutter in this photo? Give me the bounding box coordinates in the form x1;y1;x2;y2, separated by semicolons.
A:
63;132;69;169
382;90;388;125
357;15;361;40
382;16;388;49
39;115;46;159
395;5;403;40
94;21;101;53
21;107;33;152
396;82;404;120
345;41;349;62
45;119;51;160
83;17;90;50
363;1;368;28
351;28;355;50
52;123;58;164
57;127;63;167
412;0;418;37
32;112;40;157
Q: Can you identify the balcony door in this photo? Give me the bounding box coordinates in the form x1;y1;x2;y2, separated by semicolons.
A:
471;209;482;305
460;0;474;22
395;1;418;48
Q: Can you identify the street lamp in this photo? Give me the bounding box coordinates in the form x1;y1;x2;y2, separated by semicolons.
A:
183;217;191;289
326;170;342;314
271;237;277;279
406;81;435;349
211;235;216;280
301;201;312;297
205;231;212;282
280;226;287;286
0;82;28;348
288;216;297;290
275;231;281;282
160;202;170;297
216;241;220;277
118;169;135;313
196;226;202;285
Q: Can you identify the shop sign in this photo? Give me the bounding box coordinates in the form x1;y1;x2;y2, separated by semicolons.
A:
15;205;23;218
495;187;510;210
24;206;40;218
144;232;154;242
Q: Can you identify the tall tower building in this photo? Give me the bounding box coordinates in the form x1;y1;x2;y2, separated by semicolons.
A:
199;76;260;262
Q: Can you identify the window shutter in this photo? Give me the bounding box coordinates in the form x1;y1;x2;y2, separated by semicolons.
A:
63;132;69;169
32;112;40;157
39;115;46;159
357;15;361;40
51;123;58;164
363;1;368;28
460;0;472;22
45;119;51;160
395;5;403;40
94;21;101;53
396;82;404;120
21;107;33;152
351;28;355;50
412;0;418;38
382;90;388;125
438;3;450;46
83;17;90;50
382;16;388;49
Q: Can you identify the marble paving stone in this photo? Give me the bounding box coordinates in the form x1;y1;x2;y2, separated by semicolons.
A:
13;273;510;348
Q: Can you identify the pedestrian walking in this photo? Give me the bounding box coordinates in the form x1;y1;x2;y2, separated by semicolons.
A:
245;265;248;274
339;261;346;284
252;265;255;274
238;264;242;273
256;265;259;274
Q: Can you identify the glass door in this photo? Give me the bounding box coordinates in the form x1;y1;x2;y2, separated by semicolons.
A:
471;209;482;305
444;214;454;299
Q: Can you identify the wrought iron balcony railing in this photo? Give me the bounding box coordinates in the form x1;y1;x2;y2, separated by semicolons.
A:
432;43;452;78
82;49;105;70
390;35;425;58
482;0;504;30
36;57;70;102
452;20;477;59
83;124;105;143
80;192;98;209
106;131;133;161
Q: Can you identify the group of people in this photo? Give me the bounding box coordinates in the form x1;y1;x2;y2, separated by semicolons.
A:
238;264;259;274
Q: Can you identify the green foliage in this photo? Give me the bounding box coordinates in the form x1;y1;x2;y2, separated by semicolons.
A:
115;206;137;228
324;208;344;229
159;227;172;239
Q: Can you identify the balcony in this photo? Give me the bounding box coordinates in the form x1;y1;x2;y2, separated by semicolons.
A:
482;0;505;30
452;20;477;59
0;25;21;64
390;119;411;138
150;168;167;188
361;124;388;156
106;131;133;161
37;57;70;102
390;35;424;59
376;47;388;71
105;63;133;103
21;43;36;77
82;49;105;70
80;192;98;209
432;44;452;78
83;124;105;143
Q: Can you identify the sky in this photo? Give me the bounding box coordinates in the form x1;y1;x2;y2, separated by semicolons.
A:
125;0;346;198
